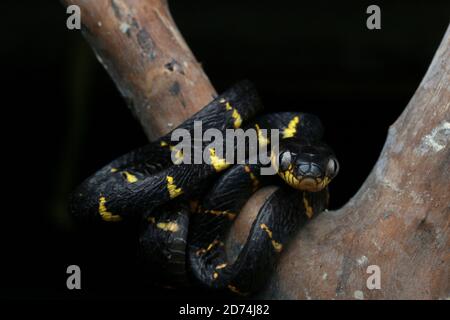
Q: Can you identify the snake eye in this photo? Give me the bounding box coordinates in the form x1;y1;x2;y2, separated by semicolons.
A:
326;158;339;178
279;151;292;171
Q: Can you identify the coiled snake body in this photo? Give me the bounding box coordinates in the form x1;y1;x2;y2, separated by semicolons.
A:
70;81;339;296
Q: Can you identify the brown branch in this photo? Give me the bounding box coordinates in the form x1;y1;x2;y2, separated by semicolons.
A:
63;0;450;299
257;25;450;300
62;0;216;140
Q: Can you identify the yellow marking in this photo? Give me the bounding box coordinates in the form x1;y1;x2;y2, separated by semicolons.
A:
271;240;283;252
169;146;184;164
110;168;118;173
283;116;300;138
213;272;219;280
156;221;179;232
196;240;222;256
244;166;259;192
166;176;183;199
206;240;219;251
147;216;156;224
255;124;269;147
215;263;227;270
196;249;206;256
245;166;259;190
231;109;242;128
303;193;314;219
249;172;259;191
280;170;301;189
122;171;138;183
225;102;242;128
322;176;331;188
160;141;168;147
260;223;283;252
260;223;273;238
228;284;240;294
98;197;122;222
227;285;248;296
209;148;231;172
205;209;236;221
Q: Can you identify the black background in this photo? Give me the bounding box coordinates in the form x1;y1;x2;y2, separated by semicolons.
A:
1;0;449;299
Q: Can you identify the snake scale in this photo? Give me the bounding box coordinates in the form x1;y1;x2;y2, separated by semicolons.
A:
70;81;339;296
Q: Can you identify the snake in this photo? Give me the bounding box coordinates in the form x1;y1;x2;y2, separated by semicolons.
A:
69;80;339;296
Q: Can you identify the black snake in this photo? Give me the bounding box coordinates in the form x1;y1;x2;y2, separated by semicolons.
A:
70;81;339;296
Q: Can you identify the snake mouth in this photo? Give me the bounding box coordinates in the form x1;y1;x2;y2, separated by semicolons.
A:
278;170;330;192
297;177;329;192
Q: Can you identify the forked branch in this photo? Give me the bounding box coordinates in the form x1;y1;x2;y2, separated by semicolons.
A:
62;0;449;299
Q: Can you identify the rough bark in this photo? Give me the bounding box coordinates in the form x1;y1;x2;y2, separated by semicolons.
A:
62;0;449;299
62;0;216;140
258;25;450;299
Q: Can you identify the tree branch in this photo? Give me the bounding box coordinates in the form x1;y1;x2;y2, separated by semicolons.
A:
62;0;216;140
258;25;450;300
63;0;449;299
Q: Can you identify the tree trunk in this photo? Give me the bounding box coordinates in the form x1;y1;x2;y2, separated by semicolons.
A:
61;0;449;299
257;25;450;299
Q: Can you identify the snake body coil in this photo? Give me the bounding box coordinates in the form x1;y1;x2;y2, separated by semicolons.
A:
70;81;339;295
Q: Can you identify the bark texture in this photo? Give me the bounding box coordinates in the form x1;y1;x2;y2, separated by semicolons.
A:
258;25;450;299
62;0;449;299
63;0;216;140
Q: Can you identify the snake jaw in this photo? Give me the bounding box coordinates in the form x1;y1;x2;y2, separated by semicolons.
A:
298;177;322;192
278;170;301;189
278;170;331;192
299;177;331;192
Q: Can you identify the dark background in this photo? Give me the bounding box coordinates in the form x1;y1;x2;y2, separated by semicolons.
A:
1;0;449;299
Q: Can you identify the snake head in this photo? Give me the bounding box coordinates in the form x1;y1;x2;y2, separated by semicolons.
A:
272;138;339;192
